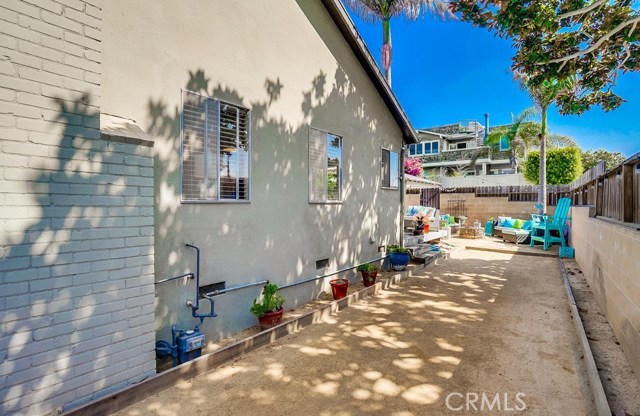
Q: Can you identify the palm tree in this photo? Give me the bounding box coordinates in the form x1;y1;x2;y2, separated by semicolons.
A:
485;107;538;173
345;0;453;86
486;109;578;174
516;76;576;214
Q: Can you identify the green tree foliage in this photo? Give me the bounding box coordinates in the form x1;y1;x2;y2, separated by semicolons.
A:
486;108;538;172
451;0;640;115
581;149;627;172
524;147;583;185
345;0;453;85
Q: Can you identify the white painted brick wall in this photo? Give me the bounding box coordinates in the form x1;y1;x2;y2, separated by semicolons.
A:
0;1;156;415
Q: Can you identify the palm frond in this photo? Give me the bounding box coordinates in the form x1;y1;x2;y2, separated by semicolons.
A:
344;0;387;22
345;0;455;22
547;134;577;148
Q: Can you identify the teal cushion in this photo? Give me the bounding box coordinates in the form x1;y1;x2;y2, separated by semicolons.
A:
522;220;532;230
498;216;512;227
505;219;516;228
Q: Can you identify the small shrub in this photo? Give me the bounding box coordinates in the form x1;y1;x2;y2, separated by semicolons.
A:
388;244;410;254
357;263;379;272
250;283;284;318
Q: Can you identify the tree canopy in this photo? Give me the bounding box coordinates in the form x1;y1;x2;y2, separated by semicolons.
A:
451;0;640;115
581;148;627;172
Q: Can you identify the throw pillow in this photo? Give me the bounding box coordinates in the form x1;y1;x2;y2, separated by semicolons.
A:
513;219;524;229
449;215;456;225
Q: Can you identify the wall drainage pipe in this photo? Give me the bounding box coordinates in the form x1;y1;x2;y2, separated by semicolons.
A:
185;243;217;324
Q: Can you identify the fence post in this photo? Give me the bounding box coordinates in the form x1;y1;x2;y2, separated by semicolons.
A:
623;163;634;223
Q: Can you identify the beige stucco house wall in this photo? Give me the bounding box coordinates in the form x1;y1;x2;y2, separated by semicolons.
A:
101;1;412;343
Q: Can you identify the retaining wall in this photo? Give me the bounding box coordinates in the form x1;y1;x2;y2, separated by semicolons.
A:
571;206;640;377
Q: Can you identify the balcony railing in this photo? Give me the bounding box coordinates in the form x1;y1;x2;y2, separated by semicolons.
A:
419;147;510;164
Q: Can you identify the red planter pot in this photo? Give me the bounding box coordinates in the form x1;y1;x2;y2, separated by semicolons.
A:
258;307;284;330
361;270;378;287
330;278;349;300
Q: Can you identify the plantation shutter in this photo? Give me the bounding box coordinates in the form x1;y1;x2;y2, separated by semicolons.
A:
309;127;327;202
381;149;391;187
181;90;250;201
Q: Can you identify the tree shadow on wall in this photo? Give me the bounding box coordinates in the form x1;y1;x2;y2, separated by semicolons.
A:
148;65;402;343
1;94;154;414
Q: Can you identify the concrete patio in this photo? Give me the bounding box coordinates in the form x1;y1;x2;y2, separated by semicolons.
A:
113;241;594;415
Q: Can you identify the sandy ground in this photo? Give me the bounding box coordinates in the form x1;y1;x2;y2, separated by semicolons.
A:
118;243;595;416
564;259;640;416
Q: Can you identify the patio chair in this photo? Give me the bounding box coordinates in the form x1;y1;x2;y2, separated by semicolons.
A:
529;197;571;250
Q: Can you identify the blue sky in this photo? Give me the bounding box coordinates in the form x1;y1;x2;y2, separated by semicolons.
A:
346;12;640;157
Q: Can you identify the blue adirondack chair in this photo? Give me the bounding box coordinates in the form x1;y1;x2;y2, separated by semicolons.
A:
529;197;572;250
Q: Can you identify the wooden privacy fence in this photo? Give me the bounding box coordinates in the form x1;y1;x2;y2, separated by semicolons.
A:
422;154;640;223
568;155;640;224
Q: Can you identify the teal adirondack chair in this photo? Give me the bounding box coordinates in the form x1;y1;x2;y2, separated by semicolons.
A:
529;197;572;250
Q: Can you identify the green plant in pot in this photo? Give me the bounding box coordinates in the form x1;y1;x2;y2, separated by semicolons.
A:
388;244;410;271
356;263;379;287
250;283;285;331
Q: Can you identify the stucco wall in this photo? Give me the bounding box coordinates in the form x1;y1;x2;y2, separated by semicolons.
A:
0;1;156;414
571;206;640;377
101;1;405;343
440;193;556;224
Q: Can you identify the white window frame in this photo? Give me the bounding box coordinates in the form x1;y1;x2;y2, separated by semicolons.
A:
308;126;343;204
180;89;251;203
424;140;439;155
381;147;400;190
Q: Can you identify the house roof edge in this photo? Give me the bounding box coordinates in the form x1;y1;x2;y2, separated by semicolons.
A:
320;0;417;144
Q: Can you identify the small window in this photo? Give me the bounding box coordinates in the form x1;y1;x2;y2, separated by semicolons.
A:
422;141;439;155
499;136;510;151
415;143;423;155
309;127;342;203
381;148;400;189
457;142;467;149
181;90;250;202
409;144;416;156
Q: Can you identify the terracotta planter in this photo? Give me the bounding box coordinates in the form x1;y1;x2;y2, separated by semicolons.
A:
361;270;378;287
329;278;349;300
258;307;284;330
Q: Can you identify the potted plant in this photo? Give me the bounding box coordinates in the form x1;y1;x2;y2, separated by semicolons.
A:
329;278;349;300
388;245;410;271
250;283;285;330
356;263;379;287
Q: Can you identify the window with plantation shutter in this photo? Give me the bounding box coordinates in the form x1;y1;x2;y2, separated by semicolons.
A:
309;127;342;203
181;90;250;202
381;148;399;189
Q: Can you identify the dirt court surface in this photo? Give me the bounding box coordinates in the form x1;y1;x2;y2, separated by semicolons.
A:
117;246;594;415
